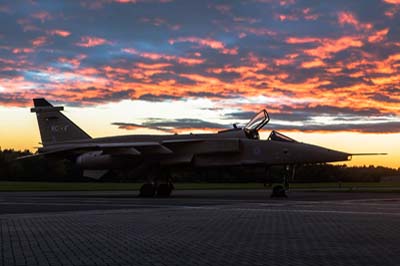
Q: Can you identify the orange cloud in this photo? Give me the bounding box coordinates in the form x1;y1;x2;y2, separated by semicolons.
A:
337;11;372;30
304;36;363;59
301;58;326;68
286;37;320;44
368;28;389;43
169;37;238;55
49;29;71;37
384;0;400;4
76;36;109;47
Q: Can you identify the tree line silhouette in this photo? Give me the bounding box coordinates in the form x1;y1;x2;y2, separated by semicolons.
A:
1;148;399;182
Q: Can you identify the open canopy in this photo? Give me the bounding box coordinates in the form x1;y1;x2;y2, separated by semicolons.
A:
245;110;270;132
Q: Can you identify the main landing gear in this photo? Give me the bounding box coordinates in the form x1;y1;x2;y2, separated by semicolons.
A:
139;167;174;197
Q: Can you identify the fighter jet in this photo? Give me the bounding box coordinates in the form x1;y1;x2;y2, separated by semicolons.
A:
24;98;382;197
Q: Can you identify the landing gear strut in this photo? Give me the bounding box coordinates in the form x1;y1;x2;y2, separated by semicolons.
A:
270;165;295;198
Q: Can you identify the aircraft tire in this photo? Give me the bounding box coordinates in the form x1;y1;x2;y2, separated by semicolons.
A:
156;183;173;197
139;183;156;197
271;185;287;198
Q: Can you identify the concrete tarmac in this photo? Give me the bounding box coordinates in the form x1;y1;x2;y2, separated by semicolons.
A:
0;189;400;265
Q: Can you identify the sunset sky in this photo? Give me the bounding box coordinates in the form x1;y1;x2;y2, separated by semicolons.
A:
0;0;399;168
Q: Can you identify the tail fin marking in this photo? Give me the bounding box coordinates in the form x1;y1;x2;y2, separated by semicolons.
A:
31;98;91;146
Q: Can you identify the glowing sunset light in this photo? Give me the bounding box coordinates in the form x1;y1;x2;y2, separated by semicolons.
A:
0;0;399;168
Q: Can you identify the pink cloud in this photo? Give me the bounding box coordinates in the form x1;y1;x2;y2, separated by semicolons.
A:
76;36;109;47
122;48;205;65
12;48;35;54
235;26;276;37
0;4;11;13
31;11;52;22
169;37;238;55
58;54;87;68
17;18;40;32
49;29;71;37
211;4;231;14
140;17;181;30
302;8;319;20
31;36;48;47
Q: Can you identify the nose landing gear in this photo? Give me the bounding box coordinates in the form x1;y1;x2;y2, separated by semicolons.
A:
270;165;295;198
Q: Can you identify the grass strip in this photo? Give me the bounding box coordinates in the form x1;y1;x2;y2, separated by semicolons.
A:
0;181;399;192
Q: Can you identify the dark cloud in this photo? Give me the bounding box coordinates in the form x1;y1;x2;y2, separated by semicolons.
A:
142;118;228;129
113;118;228;132
111;122;172;133
0;93;30;106
225;105;388;123
138;93;181;102
371;93;400;103
113;116;400;133
269;121;400;134
187;91;232;99
225;111;257;120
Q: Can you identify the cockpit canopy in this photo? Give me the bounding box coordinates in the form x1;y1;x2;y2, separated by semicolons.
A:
243;110;298;142
244;110;270;139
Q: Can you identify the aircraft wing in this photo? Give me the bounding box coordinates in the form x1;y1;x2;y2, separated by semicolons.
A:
18;138;241;161
18;141;173;159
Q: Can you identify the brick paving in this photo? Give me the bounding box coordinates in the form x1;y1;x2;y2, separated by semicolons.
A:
0;191;400;266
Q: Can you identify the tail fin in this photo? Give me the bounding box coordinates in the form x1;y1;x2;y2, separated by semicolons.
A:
31;98;91;146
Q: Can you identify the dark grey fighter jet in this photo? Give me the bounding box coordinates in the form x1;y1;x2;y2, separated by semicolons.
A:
25;98;378;197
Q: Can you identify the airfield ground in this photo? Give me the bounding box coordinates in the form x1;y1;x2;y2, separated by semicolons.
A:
0;188;400;265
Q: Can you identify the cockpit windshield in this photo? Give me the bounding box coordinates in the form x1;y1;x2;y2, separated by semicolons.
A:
268;130;297;143
245;110;270;131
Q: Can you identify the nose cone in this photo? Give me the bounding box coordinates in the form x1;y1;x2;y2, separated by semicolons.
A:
308;145;351;163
